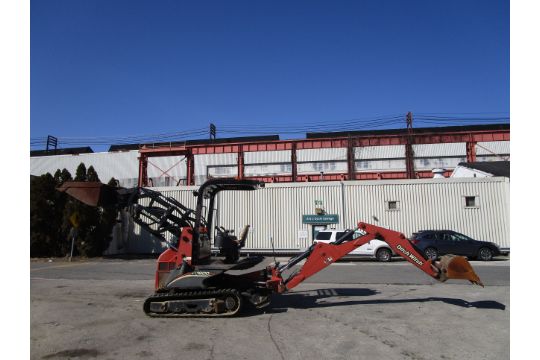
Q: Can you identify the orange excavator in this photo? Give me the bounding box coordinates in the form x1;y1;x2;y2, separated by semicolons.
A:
58;178;483;317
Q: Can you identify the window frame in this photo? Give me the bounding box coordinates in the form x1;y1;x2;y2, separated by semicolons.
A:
386;200;400;211
463;195;480;209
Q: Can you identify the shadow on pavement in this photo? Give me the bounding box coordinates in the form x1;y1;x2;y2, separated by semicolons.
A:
245;288;506;315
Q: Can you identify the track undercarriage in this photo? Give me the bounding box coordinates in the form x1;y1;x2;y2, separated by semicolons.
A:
143;289;244;317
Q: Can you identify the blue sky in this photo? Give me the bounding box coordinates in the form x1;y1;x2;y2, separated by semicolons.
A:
30;0;509;151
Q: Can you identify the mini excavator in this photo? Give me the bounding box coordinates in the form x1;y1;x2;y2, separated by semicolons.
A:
58;178;483;317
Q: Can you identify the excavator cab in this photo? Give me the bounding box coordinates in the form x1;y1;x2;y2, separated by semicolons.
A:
191;178;263;264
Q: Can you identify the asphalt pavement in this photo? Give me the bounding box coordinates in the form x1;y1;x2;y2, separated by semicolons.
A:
30;257;509;360
31;256;510;285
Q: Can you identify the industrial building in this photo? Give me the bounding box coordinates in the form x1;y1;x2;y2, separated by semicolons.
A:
30;124;510;255
107;177;509;255
31;124;509;187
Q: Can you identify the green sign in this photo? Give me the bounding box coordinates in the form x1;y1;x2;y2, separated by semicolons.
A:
302;214;339;224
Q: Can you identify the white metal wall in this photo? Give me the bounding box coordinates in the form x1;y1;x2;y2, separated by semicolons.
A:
342;178;509;249
356;159;406;172
31;141;510;184
194;153;237;185
297;148;347;162
244;150;291;163
244;150;291;176
296;148;348;175
413;157;467;171
113;177;509;254
30;151;140;187
354;145;405;159
476;141;510;156
413;143;466;157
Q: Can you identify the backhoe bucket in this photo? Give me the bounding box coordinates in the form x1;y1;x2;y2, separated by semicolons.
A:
434;255;484;287
57;181;119;207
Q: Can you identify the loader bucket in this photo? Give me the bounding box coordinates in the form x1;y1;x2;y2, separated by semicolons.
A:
57;181;119;207
435;255;484;287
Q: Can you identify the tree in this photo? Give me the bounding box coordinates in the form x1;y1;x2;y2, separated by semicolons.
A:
54;168;73;185
98;177;119;253
75;163;87;181
30;173;60;257
54;169;72;255
87;166;100;182
31;164;119;258
67;166;116;257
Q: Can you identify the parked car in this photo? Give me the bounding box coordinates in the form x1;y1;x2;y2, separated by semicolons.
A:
314;229;394;262
410;230;501;261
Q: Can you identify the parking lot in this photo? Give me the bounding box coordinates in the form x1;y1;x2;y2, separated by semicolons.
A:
31;257;509;360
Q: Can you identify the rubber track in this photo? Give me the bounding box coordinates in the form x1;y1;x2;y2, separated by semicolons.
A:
143;288;242;318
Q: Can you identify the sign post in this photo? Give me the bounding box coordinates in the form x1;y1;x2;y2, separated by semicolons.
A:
69;212;80;262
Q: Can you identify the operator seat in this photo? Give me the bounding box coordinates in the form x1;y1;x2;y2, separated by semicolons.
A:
237;225;250;247
215;225;250;264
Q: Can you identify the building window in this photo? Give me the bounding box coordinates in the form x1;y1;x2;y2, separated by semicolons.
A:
465;196;478;208
386;201;399;211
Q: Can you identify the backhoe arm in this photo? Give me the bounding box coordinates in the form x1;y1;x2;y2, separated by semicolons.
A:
275;222;483;292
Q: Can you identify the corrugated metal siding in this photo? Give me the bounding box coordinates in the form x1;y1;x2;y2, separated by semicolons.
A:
343;178;509;248
297;161;348;174
476;155;509;162
146;155;189;187
413;143;466;157
216;182;344;250
245;164;292;177
354;145;405;159
30;151;140;186
244;150;291;164
413;157;466;171
118;178;508;253
355;159;406;172
147;156;187;178
31;142;510;188
194;153;237;185
476;141;510;155
297;148;347;162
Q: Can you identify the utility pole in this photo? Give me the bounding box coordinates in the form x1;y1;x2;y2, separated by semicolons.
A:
46;135;58;154
405;112;415;179
210;123;216;141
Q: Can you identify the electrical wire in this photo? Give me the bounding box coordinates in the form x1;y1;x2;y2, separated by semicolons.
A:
30;112;509;150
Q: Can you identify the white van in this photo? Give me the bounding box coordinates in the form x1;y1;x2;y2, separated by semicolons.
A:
314;230;394;262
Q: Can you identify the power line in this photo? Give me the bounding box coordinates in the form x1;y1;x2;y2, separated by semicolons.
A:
30;112;509;149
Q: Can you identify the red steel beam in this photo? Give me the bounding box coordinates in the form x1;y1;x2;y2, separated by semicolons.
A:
186;153;194;186
347;137;355;180
151;129;509;155
136;128;509;185
291;142;298;182
138;154;148;187
237;145;245;180
466;141;477;162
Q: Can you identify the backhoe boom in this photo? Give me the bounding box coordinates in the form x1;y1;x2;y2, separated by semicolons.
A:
275;222;483;292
